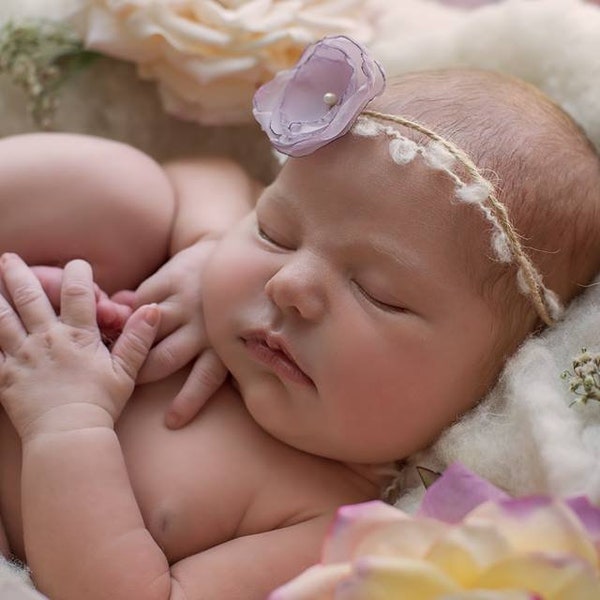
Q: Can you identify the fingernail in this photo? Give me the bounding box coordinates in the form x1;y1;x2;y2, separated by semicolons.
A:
144;304;160;326
165;411;181;429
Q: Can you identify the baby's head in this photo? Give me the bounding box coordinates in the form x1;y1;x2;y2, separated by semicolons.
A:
369;67;600;374
203;38;600;468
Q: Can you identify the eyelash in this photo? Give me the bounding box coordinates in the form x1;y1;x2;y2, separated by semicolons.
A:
354;281;406;314
257;220;406;314
257;223;292;250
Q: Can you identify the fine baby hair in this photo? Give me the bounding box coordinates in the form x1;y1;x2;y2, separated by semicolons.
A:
253;35;599;331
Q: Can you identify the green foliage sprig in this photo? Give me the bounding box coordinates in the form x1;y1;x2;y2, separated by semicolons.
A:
562;348;600;406
0;19;98;129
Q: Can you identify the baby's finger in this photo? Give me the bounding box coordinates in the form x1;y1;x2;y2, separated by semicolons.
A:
31;266;104;312
29;266;64;310
0;253;55;332
165;349;228;429
0;291;27;354
136;325;202;383
111;305;160;382
110;290;136;308
113;290;179;344
134;268;171;306
97;297;133;330
59;260;96;329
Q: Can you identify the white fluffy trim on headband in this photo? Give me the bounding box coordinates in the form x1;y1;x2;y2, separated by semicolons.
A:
369;0;600;151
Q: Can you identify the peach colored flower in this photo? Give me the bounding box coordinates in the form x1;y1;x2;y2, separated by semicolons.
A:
271;464;600;599
72;0;377;125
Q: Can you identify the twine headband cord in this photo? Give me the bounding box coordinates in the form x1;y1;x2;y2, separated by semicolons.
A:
353;110;564;327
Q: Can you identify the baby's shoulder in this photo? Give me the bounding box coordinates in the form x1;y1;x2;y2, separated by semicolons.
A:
210;394;379;537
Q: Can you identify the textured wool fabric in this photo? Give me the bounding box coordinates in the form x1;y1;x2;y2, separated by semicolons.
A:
370;0;600;151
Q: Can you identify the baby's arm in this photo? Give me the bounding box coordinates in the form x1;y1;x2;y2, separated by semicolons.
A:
127;158;261;427
0;132;177;334
0;133;174;294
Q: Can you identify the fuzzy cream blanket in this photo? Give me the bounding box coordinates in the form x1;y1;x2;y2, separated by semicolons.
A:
1;0;599;596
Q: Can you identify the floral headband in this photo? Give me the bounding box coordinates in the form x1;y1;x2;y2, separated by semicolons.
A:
252;36;563;326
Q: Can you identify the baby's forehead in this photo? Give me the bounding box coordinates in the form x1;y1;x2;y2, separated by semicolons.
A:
273;69;579;309
277;137;496;270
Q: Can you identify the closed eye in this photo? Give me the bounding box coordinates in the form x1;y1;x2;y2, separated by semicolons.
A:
257;223;293;250
354;281;407;314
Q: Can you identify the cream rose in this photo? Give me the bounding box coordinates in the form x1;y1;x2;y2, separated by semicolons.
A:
71;0;377;125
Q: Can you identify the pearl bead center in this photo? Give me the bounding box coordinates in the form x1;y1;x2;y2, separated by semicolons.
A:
323;92;339;106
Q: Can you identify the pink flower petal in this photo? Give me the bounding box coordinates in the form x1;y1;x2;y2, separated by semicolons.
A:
322;502;448;564
567;495;600;547
268;564;351;600
322;501;405;563
418;463;510;524
467;498;598;567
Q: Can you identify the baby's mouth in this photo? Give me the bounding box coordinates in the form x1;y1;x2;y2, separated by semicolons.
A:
242;333;314;387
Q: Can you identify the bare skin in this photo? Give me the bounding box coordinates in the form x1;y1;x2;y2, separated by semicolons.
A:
0;133;382;599
0;126;500;597
0;370;377;589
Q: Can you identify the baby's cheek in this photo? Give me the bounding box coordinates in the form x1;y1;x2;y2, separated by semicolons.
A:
206;237;269;301
202;239;253;337
204;241;243;303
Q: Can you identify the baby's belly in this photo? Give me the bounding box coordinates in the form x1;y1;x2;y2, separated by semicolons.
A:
0;370;262;564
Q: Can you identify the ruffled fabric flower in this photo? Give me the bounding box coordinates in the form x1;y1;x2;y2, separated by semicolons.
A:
70;0;376;125
253;35;385;157
270;463;600;599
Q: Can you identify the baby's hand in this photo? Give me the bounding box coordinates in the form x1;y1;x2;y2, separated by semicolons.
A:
0;254;159;442
114;241;227;429
0;265;134;331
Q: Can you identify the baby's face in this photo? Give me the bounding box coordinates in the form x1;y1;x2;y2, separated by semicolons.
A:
203;134;500;464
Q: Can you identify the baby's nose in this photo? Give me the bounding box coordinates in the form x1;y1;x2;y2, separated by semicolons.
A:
264;256;327;321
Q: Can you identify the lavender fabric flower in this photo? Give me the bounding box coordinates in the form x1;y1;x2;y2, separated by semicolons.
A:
252;35;385;157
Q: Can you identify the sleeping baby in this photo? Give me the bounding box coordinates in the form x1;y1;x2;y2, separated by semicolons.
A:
0;36;599;599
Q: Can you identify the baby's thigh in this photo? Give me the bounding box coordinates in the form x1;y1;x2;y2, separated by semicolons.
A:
0;133;176;293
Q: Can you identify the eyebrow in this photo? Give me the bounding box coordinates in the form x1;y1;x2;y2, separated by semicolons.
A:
366;237;427;276
263;186;447;291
